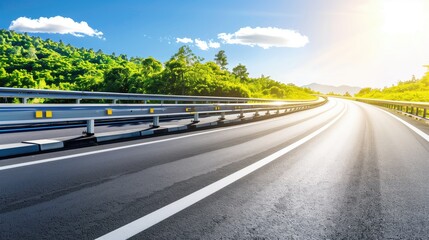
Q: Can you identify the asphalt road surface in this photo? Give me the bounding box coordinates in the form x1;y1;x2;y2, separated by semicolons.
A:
1;98;428;239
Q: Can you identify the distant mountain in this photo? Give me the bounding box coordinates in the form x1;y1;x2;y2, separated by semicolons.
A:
302;83;362;95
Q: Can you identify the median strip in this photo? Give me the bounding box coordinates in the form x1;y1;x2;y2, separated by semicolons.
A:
95;103;347;240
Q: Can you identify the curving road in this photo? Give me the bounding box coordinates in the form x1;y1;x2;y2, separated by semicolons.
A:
0;98;428;239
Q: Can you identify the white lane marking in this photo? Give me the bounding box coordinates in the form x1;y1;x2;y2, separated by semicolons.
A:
95;103;347;240
351;99;429;142
0;101;336;171
379;108;429;142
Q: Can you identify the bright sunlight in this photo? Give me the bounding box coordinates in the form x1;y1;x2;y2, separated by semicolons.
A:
381;0;426;34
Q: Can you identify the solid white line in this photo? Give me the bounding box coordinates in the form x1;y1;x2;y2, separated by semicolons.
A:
0;121;271;171
95;103;347;240
0;101;334;171
379;108;429;142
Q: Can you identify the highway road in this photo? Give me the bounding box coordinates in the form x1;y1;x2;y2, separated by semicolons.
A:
1;98;428;239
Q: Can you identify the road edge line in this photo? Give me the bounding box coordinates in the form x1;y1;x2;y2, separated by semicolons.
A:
374;107;429;142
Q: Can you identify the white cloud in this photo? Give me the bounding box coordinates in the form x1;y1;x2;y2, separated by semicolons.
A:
176;37;220;50
194;38;209;50
176;37;193;44
218;26;309;49
208;40;220;49
176;37;220;51
9;16;104;39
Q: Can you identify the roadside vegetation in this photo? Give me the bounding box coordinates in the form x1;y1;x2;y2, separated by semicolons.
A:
355;72;429;102
0;30;315;101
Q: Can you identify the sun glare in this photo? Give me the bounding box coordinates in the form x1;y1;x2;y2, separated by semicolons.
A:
381;0;426;34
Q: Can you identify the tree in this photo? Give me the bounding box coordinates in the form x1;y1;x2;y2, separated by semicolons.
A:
214;50;228;70
163;58;188;95
232;64;249;82
170;45;202;66
141;57;163;76
103;67;131;92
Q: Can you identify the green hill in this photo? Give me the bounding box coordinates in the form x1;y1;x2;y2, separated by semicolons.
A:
355;72;429;102
0;29;315;101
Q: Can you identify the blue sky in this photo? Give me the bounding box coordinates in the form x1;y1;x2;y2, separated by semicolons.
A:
1;0;428;88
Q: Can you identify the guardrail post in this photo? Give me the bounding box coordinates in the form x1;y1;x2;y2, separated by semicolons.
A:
424;108;427;119
416;107;419;116
265;110;270;116
86;119;95;136
219;112;226;121
276;108;280;114
238;110;244;119
113;99;118;104
193;113;200;123
151;116;160;128
175;101;178;104
76;99;81;104
254;110;260;117
22;97;28;104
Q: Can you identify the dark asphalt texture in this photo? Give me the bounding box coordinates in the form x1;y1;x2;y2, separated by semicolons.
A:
0;98;428;239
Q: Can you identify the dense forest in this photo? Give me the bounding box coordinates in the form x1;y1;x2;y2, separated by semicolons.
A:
355;72;429;102
0;30;315;102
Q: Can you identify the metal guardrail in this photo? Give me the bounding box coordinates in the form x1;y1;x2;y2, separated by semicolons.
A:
0;87;325;136
0;87;309;104
352;97;429;119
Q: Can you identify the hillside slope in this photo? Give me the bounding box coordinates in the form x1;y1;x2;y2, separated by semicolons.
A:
0;30;315;100
355;73;429;102
302;83;361;95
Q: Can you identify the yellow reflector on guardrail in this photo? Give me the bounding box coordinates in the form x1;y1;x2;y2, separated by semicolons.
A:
35;111;43;118
149;108;155;114
106;109;112;115
45;111;52;118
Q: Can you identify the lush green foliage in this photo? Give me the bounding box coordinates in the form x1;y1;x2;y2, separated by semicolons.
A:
355;73;429;102
0;30;315;100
